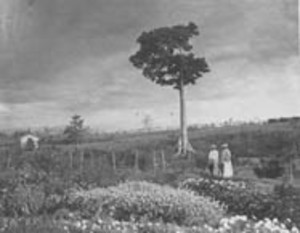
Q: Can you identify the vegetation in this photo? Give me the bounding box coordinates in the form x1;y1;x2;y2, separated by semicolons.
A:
0;215;299;233
253;158;285;178
68;181;225;227
180;177;300;226
0;117;299;232
64;115;86;144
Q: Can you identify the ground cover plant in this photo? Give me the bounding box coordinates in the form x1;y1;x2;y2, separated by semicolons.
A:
68;181;225;227
0;215;299;233
0;177;299;233
179;177;300;227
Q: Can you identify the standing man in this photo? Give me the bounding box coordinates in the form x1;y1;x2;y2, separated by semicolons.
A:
208;144;219;177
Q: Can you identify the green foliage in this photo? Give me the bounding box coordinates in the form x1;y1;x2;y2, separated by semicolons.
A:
180;178;300;227
253;158;285;178
0;158;72;217
69;181;225;227
1;215;299;233
0;218;67;233
64;115;86;144
273;184;300;225
3;184;45;217
129;22;209;90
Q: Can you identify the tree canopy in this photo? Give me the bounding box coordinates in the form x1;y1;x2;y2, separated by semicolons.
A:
129;22;210;90
64;115;85;144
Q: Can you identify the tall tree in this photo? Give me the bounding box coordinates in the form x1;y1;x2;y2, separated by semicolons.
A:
129;22;210;156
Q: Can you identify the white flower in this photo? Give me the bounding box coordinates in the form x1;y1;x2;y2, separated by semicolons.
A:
220;218;229;226
254;220;264;228
97;219;103;224
291;226;300;233
239;215;247;221
280;223;287;229
272;218;279;224
74;221;81;228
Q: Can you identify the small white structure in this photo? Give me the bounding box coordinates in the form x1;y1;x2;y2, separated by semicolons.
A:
20;134;39;150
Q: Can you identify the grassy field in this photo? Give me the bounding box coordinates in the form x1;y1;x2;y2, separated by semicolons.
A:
1;120;300;186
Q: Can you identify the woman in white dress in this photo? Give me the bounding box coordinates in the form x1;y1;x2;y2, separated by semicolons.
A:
221;143;233;178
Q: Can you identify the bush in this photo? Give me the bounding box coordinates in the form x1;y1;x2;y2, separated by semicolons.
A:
0;166;71;217
179;177;300;227
68;181;225;227
253;158;284;178
273;184;300;226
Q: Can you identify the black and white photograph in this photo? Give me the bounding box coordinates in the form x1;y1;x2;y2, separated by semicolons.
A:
0;0;299;232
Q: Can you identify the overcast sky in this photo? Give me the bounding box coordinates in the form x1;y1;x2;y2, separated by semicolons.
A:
0;0;299;131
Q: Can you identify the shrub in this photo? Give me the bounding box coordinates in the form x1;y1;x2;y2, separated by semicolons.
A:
273;184;300;226
68;181;225;227
253;158;284;178
180;177;300;227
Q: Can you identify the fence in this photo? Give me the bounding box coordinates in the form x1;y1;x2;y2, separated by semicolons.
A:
0;146;180;177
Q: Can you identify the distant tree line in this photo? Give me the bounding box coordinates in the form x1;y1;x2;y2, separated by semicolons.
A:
267;117;300;124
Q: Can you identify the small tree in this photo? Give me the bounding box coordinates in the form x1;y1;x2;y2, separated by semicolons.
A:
64;115;86;145
130;22;210;156
142;114;153;132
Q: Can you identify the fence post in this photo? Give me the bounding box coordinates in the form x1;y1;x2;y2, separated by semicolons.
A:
98;152;102;171
134;150;139;172
69;150;73;170
161;150;166;171
153;150;158;173
90;150;95;171
80;150;84;174
112;151;117;172
6;150;11;169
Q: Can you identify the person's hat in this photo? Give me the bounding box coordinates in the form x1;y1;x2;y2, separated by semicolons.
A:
221;143;228;148
210;144;217;149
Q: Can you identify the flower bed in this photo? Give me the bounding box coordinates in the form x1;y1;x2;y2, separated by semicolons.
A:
67;181;225;227
179;178;300;227
2;215;299;233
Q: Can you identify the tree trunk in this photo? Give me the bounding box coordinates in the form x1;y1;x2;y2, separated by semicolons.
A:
178;79;188;156
175;51;195;157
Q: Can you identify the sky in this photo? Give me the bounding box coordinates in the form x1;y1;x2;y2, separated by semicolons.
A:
0;0;299;131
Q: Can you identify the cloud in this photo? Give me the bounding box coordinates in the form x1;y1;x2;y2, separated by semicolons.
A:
0;0;162;102
0;0;298;130
0;103;10;113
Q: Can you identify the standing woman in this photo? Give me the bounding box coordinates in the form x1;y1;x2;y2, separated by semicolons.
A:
208;144;219;177
221;143;233;178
